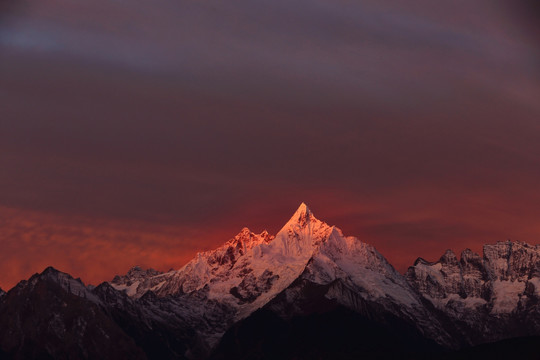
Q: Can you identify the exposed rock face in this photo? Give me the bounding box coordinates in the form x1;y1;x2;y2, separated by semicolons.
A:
0;266;222;360
406;241;540;345
0;268;147;360
110;266;164;297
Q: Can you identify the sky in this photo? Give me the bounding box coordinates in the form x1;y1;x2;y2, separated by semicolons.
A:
1;0;540;289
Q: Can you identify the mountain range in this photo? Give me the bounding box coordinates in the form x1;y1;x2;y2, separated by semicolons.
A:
1;203;540;359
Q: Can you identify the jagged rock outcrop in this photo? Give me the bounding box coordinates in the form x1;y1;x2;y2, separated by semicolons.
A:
110;266;163;297
0;267;147;360
407;241;540;345
0;267;211;360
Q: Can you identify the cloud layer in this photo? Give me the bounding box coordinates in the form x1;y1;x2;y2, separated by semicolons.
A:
1;0;539;288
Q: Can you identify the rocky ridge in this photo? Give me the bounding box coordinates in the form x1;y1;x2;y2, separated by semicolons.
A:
407;241;540;344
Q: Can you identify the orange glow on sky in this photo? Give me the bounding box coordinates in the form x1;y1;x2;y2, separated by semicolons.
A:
3;182;540;290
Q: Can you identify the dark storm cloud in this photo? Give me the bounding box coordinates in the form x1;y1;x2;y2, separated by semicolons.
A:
1;0;540;287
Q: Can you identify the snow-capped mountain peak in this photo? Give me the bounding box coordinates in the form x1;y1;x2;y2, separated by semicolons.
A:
111;203;427;320
267;203;333;258
110;203;335;303
282;202;315;228
108;203;460;348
